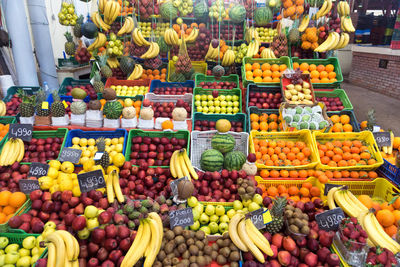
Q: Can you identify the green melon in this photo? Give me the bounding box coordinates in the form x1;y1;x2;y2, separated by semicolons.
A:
211;133;235;153
224;151;246;171
229;5;246;24
254;7;273;26
160;1;178;20
194;0;208;20
103;101;123;119
157;36;170;54
200;149;224;171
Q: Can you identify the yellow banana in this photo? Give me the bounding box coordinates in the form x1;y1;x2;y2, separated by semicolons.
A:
96;12;110;31
148;212;163;238
178;152;190;178
299;15;310;32
313;0;328;19
369;212;400;252
47;232;66;267
327;186;341;209
106;171;115;203
174;152;184;178
333;190;359;217
170;150;179;178
346;190;368;212
321;0;332;16
143;218;162;267
182;149;198;180
7;139;19;166
0;139;12;166
228;213;248;252
315;32;334;52
56;230;76;261
47;242;56;267
117;18;130;36
245;219;274;256
121;220;151;267
112;170;124;203
15;138;24;162
103;0;113;24
238;219;265;263
99;0;105;13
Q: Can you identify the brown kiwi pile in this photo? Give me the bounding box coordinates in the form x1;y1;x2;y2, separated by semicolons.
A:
211;232;240;267
284;204;310;235
236;178;256;201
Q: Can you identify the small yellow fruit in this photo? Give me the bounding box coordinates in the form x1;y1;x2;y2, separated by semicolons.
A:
107;166;119;174
72;144;80;149
115;144;123;153
72;137;80;145
113;153;125;167
111;138;119;146
105;138;112;146
80;156;90;165
48;160;61;171
88;138;96;146
61;161;74;174
118;137;124;144
216;119;232;133
72;186;81;197
79;138;88;147
88;145;96;151
83;159;95;172
124;98;133;107
47;167;59;179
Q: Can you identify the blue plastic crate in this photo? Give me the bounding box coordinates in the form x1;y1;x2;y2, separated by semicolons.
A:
378;159;400;187
149;80;194;94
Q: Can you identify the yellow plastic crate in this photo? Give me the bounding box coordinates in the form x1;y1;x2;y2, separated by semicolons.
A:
250;130;319;170
312;131;384;171
167;60;207;82
255;177;317;194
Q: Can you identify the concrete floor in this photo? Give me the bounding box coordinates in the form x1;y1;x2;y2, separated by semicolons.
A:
342;82;400;135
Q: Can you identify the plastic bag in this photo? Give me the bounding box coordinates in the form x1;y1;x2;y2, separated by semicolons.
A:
175;28;192;74
58;0;78;26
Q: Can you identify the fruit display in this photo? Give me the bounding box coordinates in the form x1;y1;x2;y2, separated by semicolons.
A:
138;22;169;38
194;119;244;132
194;93;240;114
0;138;25;166
255;26;278;43
282;75;314;105
293;62;338;83
210;24;244;41
250;112;282;132
282;106;330;131
248;90;283;109
152;85;192;95
244;62;288;83
133;0;159;18
197;81;237;90
0;235;45;266
330;114;354;132
143;98;191;119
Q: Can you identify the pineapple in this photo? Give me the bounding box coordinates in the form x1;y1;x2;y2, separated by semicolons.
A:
64;32;76;56
96;137;110;170
265;197;287;234
93;71;104;93
18;90;36;117
98;54;112;78
35;89;50;117
73;15;84;38
50;91;66;117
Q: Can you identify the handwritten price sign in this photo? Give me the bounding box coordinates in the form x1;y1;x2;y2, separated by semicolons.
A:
169;208;194;229
9;124;33;141
28;163;49;178
58;148;82;163
246;208;272;230
19;179;40;194
315;208;345;231
77;169;106;193
373;132;391;148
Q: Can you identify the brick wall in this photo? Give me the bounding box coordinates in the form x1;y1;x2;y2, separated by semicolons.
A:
349;52;400;99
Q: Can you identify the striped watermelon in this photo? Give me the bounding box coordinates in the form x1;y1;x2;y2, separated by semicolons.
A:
224;151;246;171
200;149;224;171
211;133;235;154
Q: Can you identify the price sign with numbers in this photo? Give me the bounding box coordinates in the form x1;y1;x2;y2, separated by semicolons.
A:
58;148;82;163
19;179;40;194
169;177;189;197
315;208;345;231
373;132;391;148
77;169;106;193
247;208;272;230
169;208;194;229
28;162;49;178
324;184;343;196
9;124;33;142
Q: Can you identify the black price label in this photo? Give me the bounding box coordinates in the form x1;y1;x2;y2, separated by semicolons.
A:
9;124;33;142
315;207;345;231
19;179;40;194
247;208;266;230
28;162;49;178
373;132;391;148
58;148;82;163
169;177;189;197
77;169;106;193
169;208;194;229
324;184;343;196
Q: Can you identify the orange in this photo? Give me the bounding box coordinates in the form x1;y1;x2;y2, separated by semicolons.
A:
384;225;398;238
259;121;269;131
272;71;281;78
368;171;378;179
0;191;11;206
343;124;353;132
310;70;320;79
309;64;317;71
288;186;299;196
3;205;15;215
269;114;278;122
340;115;350;124
0;213;6;224
289;170;299;178
317;64;325;72
252;63;260;70
325;64;334;72
261;63;271;71
376;209;395;227
360;152;371;160
319;71;328;79
372;202;381;213
299;63;309;71
392;197;400;210
271;64;280;72
393;210;400;223
272;77;280;82
299;187;310;197
250;113;259;122
358;195;373;209
328;72;336;79
263;70;272;77
292;62;300;69
260;169;270;178
311;78;320;83
251;122;260;130
310;187;321;197
279;64;287;72
320;78;330;83
254;77;263;83
278;185;288;194
298;170;308;178
381;202;394;211
253;69;263;77
270;170;280;178
267;186;279;197
302;182;313;189
9;192;26;208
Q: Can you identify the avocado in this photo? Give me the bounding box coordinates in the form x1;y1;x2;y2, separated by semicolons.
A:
71;88;87;100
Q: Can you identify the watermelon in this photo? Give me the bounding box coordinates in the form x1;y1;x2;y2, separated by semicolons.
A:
224;151;246;171
194;0;208;19
254;7;273;26
229;5;246;24
160;1;178;20
211;133;235;153
103;101;123;119
200;149;224;171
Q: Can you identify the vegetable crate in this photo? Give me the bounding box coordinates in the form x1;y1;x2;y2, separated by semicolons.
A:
377;159;400;187
312;131;384;171
290;57;343;87
314;89;353;111
0;116;17;147
104;78;151;99
193;88;242;114
190;130;249;172
149;80;194;94
249;130;319;170
192;112;247;132
3;86;41;102
241;56;292;88
326;110;360;132
167;61;208;82
194;74;240;89
247;107;281;133
59;78;91;96
246;84;282;112
0;199;31;232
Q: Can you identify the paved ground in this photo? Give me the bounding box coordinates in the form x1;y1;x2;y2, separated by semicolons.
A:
342;82;400;135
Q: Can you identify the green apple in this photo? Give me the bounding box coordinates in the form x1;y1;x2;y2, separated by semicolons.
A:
207;95;214;101
195;95;201;101
199;226;211;235
16;255;30;267
201;101;208;107
205;205;215;216
219;214;230;223
172;56;178;62
227;209;236;219
209;222;219;234
195;100;201;107
232;95;239;101
77;228;90;239
18;248;30;257
4;251;19;264
192;209;201;221
187;196;198;207
226;95;232;101
196;106;203;112
215;205;225;216
209;215;219;223
215;106;221;113
253;194;263;205
227;107;233;114
87;218;100;230
0;238;8;249
193;203;203;214
0;255;4;266
242;207;248;213
242;199;252;207
199;213;209;225
189;220;200;231
249;202;261;212
22;237;36;250
201;95;207;101
30;255;39;266
233;101;239;107
35;236;43;249
44;221;56;230
5;244;19;254
219;95;226;101
214;99;220;106
227;101;233;107
208;106;215;113
219;222;229;233
221;107;226;113
220;100;227;107
233;200;243;210
31;247;40;256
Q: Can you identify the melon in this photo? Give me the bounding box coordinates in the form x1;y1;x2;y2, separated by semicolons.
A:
216;119;231;133
254;7;273;26
160;1;178;20
211;133;235;153
103;101;123;119
81;21;98;39
200;149;224;171
229;5;246;24
224;151;246;171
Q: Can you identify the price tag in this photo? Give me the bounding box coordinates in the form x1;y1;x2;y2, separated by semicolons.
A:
94;152;103;161
246;208;272;230
41;102;49;110
169;177;189;197
62;100;68;108
315;207;345;231
19;179;40;194
28;162;49;178
169;208;194;229
77;169;106;193
58;147;82;163
324;184;343;196
8;124;33;142
373;132;391;148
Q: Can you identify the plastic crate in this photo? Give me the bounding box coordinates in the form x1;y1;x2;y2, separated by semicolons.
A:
193;88;242;114
0;116;17;147
246;84;282;112
46;94;92;107
250;130;319;170
125;129;190;164
167;61;207;82
241;56;292;88
281;73;316;105
0;230;39;244
190;130;249;172
103;78;151;99
192;112;247;132
149;80;194;94
312;131;384;171
291;57;343;87
143;93;193;119
377;159;400;187
314;89;353;111
247;107;281;133
3;86;41;102
327;110;360;132
57;57;88;67
0;199;31;232
194;74;240;89
59;78;92;96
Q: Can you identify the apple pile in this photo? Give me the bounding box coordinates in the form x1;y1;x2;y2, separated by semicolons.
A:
64;84;98;100
248;91;283;109
197;81;237;90
315;96;344;111
0;163;31;192
193;120;244;132
22;137;64;164
5;94;22;116
152;86;193;95
211;24;244;40
339;217;367;251
142;98;191;119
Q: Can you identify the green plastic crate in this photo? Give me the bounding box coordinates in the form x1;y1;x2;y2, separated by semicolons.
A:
0;230;39;244
192;112;247;132
3;86;41;102
193;88;242;114
194;74;240;89
247;106;281;133
0;117;17;147
314;89;353;111
59;77;92;96
291;57;343;87
241;56;292;88
125;129;190;166
246;84;282;112
0;199;31;233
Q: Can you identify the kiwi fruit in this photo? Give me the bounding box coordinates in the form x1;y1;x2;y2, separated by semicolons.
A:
246;186;255;193
222;232;230;239
190;263;199;267
216;239;224;247
229;251;240;262
195;231;205;240
301;225;310;234
204;246;212;255
165;241;175;253
183;230;192;239
289;224;299;233
217;255;227;265
222;238;231;247
237;187;246;195
176;263;185;267
237;178;243;184
167;253;175;259
182;250;190;259
187;238;195;246
195;240;204;250
190;231;195;238
181;259;190;266
173;226;184;235
302;213;309;220
294;208;302;213
157;250;167;261
289;218;295;225
205;255;212;265
198;251;203;256
189;245;199;255
294;218;304;228
220;247;231;258
211;250;218;260
197;255;206;266
172;258;180;265
230;262;239;267
163;258;172;265
286;205;294;211
153;261;163;267
165;230;175;240
242;183;248;188
174;250;181;257
178;243;187;253
189;256;197;263
211;243;219;251
229;243;239;251
285;210;293;218
175;235;185;245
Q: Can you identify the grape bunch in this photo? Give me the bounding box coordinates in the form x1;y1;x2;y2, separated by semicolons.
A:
284;69;303;85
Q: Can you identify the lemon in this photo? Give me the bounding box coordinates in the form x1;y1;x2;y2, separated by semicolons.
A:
82;150;91;158
61;161;74;174
105;147;112;153
113;153;125;167
80;156;90;165
72;144;80;149
88;145;95;151
49;184;60;194
72;137;80;145
71;173;77;180
111;138;119;146
105;138;112;146
124;99;133;107
49;160;61;171
73;179;79;186
88;138;96;146
110;145;116;151
115;144;123;153
47;167;59;179
38;176;53;190
79;138;88;147
118;137;124;144
60;179;73;191
109;151;118;158
83;159;95;172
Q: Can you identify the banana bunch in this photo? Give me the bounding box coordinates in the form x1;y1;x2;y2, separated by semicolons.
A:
87;32;107;51
341;16;355;32
121;213;163;267
298;15;310;32
0;138;24;166
313;0;332;20
164;28;180;46
260;48;276;59
46;230;80;267
382;130;394;155
102;0;121;25
221;49;235;66
106;170;125;204
246;40;260;58
170;149;198;180
314;32;340;52
334;32;350;49
132;28;150;47
141;42;160;59
0;100;6;116
107;57;120;68
229;213;274;263
185;28;199;43
91;11;110;31
245;27;260;43
127;64;143;80
205;43;220;61
117;17;135;36
338;1;350;16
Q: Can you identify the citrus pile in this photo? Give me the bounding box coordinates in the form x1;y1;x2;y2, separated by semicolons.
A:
0;124;9;141
245;62;288;83
141;68;167;82
250;113;282;132
330;114;353;132
259;181;321;203
292;62;337;83
0;191;26;223
258;169;378;180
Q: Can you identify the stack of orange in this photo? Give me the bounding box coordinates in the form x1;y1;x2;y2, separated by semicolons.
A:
259;169;314;179
292;62;337;83
117;0;134;16
253;138;312;167
0;191;26;223
245;62;288;83
172;23;206;39
330;114;353;132
258;169;378;181
250;113;282;132
317;140;376;167
259;182;321;203
0;124;9;141
141;68;167;82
